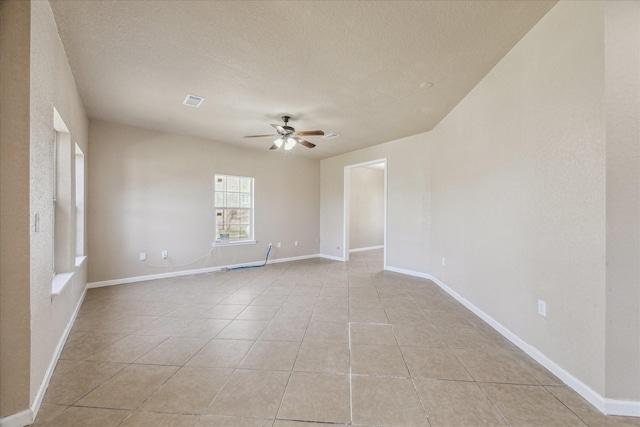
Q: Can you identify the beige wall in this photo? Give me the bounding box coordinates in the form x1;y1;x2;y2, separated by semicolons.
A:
88;120;320;283
0;0;32;418
0;0;89;422
349;167;384;250
29;0;90;408
321;134;431;270
429;0;606;395
321;0;640;404
604;0;640;400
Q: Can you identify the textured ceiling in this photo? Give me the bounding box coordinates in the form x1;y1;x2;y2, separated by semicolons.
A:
50;0;556;159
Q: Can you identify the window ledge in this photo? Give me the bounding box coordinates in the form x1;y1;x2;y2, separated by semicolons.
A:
214;240;256;247
52;272;75;297
75;255;87;268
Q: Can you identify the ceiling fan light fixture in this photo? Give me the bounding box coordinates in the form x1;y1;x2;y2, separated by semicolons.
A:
274;138;283;148
284;137;296;151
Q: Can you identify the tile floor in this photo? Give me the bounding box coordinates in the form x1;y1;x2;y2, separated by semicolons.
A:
34;250;639;426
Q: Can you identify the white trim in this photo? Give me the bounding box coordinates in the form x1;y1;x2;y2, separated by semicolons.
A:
74;255;87;268
604;399;640;417
385;264;640;418
51;271;74;296
222;254;317;270
213;239;256;247
30;285;87;425
89;266;223;288
317;254;346;262
385;265;430;279
0;410;32;427
343;158;387;268
349;245;384;253
88;254;322;288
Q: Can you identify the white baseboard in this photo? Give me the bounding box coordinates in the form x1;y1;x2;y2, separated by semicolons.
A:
32;287;88;423
349;245;384;253
385;265;640;418
88;254;322;288
0;286;87;427
385;265;430;279
0;409;32;427
604;399;640;417
88;265;223;288
317;254;345;262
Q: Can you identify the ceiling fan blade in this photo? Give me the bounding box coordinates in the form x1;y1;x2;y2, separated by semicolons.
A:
243;134;276;138
297;130;325;136
296;138;316;149
269;143;279;150
271;124;286;134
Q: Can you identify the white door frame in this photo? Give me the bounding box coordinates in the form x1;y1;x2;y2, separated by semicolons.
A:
343;158;387;269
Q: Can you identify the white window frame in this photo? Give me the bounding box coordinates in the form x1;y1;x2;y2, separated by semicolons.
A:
214;174;255;245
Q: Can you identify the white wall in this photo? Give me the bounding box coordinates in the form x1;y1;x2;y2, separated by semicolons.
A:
88;120;320;283
349;167;384;250
30;0;89;416
322;0;639;407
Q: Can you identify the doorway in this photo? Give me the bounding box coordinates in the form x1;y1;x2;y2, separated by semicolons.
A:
344;159;387;268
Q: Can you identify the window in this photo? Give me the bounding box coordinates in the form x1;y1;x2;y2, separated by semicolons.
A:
53;109;72;275
75;144;85;256
51;108;77;295
214;174;254;243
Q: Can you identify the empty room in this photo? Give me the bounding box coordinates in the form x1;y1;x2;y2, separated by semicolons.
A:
1;0;639;426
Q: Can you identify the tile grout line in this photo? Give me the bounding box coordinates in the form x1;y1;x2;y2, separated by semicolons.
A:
273;262;318;422
388;306;433;427
202;267;291;419
348;322;354;426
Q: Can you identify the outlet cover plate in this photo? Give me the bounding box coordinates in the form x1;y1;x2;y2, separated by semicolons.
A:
538;300;547;317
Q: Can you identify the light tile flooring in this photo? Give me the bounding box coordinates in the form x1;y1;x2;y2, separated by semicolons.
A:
35;250;639;426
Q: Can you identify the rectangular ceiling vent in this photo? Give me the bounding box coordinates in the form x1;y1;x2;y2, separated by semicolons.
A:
322;133;340;140
183;94;204;107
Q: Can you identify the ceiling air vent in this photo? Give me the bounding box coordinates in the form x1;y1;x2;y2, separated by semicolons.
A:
322;133;340;140
183;94;204;107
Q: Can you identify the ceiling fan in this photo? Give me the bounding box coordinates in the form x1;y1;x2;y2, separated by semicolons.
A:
243;116;324;151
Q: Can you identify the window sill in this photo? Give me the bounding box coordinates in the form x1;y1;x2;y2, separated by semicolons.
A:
75;255;87;268
214;240;256;247
52;272;75;297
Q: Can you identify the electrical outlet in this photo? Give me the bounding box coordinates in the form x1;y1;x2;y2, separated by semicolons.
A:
277;242;281;248
294;240;299;246
442;257;446;266
139;252;146;261
162;250;168;259
538;300;547;317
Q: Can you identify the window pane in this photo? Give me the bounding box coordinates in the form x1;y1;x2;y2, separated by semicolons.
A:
227;176;240;192
240;194;251;208
215;192;225;207
240;178;251;193
215;176;225;191
239;209;250;222
226;193;239;208
227;224;240;240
